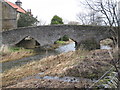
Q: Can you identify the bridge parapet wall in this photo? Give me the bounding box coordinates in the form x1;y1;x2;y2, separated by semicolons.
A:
1;25;113;50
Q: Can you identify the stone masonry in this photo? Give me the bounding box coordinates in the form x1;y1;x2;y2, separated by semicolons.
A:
1;25;115;50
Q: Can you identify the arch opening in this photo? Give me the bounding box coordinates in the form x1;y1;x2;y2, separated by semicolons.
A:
100;38;113;49
54;35;77;44
15;36;40;49
53;35;77;51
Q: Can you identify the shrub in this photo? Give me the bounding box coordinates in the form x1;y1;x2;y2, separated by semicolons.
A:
59;35;69;41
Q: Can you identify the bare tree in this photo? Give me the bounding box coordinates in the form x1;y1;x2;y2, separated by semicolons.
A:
68;21;79;25
77;8;103;26
79;0;119;48
77;13;90;25
85;0;119;40
81;0;119;88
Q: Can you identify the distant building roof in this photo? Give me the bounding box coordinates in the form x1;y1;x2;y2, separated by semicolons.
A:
4;0;26;13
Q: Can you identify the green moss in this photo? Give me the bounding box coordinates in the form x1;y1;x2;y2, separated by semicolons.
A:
54;41;65;44
9;47;22;52
9;47;33;52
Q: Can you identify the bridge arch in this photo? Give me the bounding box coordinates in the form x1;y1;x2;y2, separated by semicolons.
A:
100;38;114;48
15;35;40;48
53;34;78;49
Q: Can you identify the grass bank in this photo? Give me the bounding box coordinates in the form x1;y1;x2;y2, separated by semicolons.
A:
1;49;115;87
0;47;35;63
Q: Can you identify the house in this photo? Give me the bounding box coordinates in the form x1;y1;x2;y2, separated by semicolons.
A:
0;0;26;31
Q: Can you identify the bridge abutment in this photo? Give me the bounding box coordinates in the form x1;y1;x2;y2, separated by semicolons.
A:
75;39;100;50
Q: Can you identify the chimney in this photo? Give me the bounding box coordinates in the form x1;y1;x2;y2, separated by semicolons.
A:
15;0;22;7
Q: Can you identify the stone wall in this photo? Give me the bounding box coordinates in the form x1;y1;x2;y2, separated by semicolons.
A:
1;1;17;31
1;25;114;50
0;0;2;31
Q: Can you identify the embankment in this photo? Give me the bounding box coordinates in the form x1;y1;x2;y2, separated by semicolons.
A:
2;49;117;88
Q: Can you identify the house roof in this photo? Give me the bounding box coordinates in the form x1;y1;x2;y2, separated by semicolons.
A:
4;0;26;13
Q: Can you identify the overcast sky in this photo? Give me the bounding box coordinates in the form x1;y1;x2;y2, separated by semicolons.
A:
8;0;83;24
8;0;120;24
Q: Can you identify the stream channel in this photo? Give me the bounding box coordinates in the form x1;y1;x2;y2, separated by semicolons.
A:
1;42;111;73
1;42;75;73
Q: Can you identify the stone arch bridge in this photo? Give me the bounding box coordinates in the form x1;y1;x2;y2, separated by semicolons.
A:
1;25;114;50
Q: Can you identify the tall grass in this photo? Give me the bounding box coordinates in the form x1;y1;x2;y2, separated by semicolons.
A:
0;45;34;63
